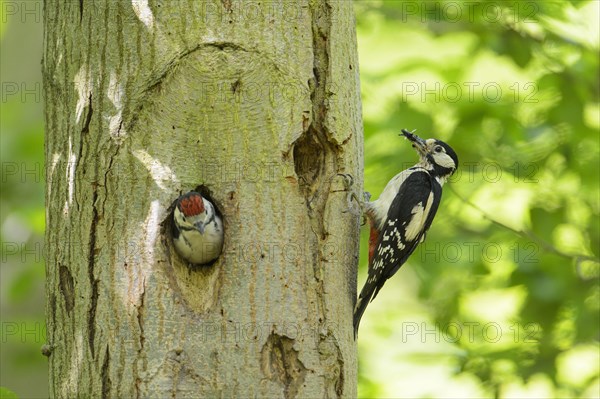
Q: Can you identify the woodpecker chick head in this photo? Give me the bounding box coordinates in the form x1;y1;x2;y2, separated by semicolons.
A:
174;191;209;233
172;191;224;265
401;129;459;179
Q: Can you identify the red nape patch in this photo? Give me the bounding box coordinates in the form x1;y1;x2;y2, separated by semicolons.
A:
178;193;205;216
368;222;379;267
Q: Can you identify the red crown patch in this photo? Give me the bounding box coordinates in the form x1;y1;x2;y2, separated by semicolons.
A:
178;193;205;216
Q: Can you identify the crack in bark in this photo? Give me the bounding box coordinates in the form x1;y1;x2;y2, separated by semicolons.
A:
261;333;307;399
101;147;118;213
82;93;93;134
59;264;75;314
137;280;146;350
318;333;344;398
101;345;111;398
135;277;146;397
87;184;99;358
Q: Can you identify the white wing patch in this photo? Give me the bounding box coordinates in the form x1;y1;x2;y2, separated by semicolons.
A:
404;192;434;241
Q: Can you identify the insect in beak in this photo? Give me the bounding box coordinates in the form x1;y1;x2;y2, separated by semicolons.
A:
401;129;427;155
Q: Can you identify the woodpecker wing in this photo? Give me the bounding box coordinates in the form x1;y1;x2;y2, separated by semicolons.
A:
354;170;442;335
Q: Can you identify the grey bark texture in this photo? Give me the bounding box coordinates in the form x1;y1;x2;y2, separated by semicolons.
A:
43;1;363;397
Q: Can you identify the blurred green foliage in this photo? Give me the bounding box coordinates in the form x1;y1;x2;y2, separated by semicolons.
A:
0;1;598;398
1;0;46;397
355;0;599;398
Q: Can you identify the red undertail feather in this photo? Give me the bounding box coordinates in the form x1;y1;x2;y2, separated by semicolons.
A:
368;222;379;267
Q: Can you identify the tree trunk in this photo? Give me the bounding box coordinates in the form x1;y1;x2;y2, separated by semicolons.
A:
43;1;362;397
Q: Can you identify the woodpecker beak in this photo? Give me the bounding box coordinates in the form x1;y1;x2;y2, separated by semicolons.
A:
194;221;205;234
401;129;427;156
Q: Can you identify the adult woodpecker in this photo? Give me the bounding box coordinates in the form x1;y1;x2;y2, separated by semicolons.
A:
353;130;459;337
172;191;224;265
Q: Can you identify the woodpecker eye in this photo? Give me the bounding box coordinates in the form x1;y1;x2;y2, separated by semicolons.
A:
434;146;443;153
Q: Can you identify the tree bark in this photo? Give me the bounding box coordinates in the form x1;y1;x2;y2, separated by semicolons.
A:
43;1;363;397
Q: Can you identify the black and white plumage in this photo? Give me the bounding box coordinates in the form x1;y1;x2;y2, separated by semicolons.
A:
353;130;459;337
172;191;224;265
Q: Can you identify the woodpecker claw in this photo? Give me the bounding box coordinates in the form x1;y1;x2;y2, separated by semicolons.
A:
363;191;372;203
336;173;365;218
336;173;354;191
336;173;371;226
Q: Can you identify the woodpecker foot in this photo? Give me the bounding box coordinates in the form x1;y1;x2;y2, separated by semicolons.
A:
337;173;354;189
356;191;371;226
363;191;371;203
336;173;369;224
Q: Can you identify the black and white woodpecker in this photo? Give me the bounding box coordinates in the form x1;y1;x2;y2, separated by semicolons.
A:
353;130;459;337
172;191;224;265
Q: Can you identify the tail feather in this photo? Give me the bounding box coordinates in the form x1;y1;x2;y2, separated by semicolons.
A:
355;219;380;338
353;284;375;339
